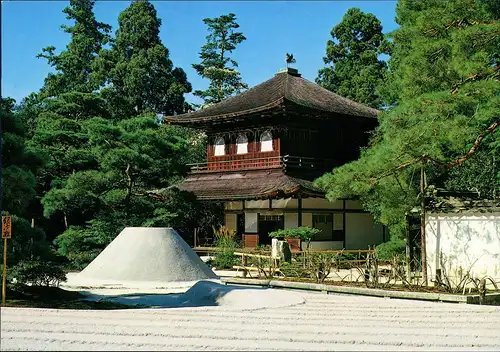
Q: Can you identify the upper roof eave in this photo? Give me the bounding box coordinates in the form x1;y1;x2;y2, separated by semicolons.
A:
163;69;380;126
164;98;285;126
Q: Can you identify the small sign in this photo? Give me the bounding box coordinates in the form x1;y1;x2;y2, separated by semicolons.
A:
2;216;12;239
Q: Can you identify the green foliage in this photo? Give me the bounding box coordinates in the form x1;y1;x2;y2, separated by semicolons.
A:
375;239;406;261
269;227;321;242
46;116;201;267
93;0;191;116
53;226;104;269
1;98;41;217
193;13;248;105
4;0;218;271
11;261;67;287
316;8;389;108
212;226;237;269
316;0;500;240
1;213;55;267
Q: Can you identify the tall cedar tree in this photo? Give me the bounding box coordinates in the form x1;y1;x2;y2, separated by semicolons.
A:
93;0;192;117
316;8;389;109
29;0;112;234
316;0;500;240
193;13;248;105
37;0;111;97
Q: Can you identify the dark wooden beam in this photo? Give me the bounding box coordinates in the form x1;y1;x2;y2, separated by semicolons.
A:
342;200;347;245
298;196;302;226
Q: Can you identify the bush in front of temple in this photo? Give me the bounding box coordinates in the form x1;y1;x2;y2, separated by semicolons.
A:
10;260;67;287
212;226;238;269
374;239;405;262
269;227;321;250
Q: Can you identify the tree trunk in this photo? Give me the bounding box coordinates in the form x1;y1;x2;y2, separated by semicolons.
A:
125;163;133;206
420;166;428;286
63;212;69;230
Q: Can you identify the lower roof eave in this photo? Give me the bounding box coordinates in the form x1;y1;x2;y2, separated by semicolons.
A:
190;188;325;202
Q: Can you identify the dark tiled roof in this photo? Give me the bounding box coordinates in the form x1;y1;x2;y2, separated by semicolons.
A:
165;69;379;125
171;170;325;200
427;196;500;214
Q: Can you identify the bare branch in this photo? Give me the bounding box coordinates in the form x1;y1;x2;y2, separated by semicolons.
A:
366;120;499;184
444;120;499;168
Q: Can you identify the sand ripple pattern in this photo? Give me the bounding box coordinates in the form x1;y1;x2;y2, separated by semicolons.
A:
2;292;500;351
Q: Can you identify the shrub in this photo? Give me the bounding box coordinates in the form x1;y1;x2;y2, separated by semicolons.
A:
212;226;237;269
375;239;406;261
53;226;104;270
269;227;321;249
11;261;67;287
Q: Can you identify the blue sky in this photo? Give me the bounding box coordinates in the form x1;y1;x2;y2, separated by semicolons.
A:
2;1;398;106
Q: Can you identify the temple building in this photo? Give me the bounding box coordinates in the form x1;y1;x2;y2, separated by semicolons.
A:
165;67;387;250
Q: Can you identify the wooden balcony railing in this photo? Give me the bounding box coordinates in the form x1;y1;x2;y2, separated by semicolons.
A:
187;155;337;173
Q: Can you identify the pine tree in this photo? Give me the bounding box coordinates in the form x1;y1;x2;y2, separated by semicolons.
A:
316;0;500;239
193;13;248;105
93;0;191;117
316;8;389;109
46;116;201;267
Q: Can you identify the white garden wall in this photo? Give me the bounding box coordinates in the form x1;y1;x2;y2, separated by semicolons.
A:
345;213;384;250
425;213;500;280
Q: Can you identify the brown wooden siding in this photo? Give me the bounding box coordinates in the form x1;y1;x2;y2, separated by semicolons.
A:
242;234;259;248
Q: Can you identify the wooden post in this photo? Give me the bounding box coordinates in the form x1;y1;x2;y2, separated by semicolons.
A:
405;215;412;283
2;237;7;307
420;166;428;286
193;228;197;248
298;196;302;227
2;215;12;307
242;255;248;278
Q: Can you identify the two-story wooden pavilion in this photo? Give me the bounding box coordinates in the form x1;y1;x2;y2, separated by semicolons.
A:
165;67;386;250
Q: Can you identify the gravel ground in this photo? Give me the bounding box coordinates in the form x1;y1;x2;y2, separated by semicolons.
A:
2;290;500;351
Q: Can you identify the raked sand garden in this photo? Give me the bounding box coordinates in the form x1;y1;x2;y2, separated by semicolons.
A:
2;287;500;351
2;228;500;351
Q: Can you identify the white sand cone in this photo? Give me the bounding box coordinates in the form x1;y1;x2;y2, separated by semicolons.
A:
78;227;217;284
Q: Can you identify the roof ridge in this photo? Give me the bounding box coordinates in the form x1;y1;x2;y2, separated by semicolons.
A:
165;69;379;125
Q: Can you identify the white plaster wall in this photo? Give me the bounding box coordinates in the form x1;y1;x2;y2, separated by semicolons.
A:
225;213;237;232
426;213;500;280
285;213;299;229
225;201;243;210
345;213;384;250
302;198;343;209
246;200;269;209
302;213;313;227
244;212;258;233
302;241;344;250
272;198;298;209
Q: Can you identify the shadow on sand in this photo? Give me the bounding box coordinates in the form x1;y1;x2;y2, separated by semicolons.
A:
80;280;278;309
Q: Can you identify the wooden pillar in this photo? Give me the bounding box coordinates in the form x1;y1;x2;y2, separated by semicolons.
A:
342;200;347;246
298;196;302;227
420;167;428;286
